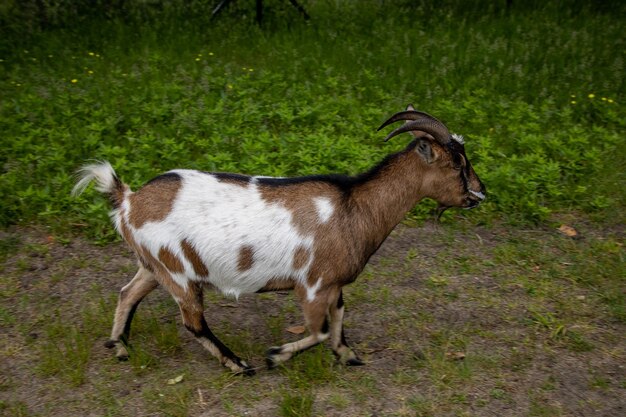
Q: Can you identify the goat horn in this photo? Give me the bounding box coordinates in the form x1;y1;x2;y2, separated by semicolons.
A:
381;119;451;144
377;110;444;132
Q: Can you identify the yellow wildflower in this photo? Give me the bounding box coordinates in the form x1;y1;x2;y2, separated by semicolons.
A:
209;52;214;56
608;99;614;103
88;52;94;56
88;70;94;74
248;68;254;72
588;93;595;99
227;84;233;89
571;101;576;105
71;79;78;83
195;58;201;61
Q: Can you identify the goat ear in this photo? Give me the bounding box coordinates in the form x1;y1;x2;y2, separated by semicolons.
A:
415;138;436;163
405;104;415;111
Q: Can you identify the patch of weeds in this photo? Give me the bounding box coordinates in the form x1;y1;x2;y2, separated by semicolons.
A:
490;388;507;400
0;236;21;263
278;388;314;417
38;324;91;386
426;275;449;289
282;344;338;385
0;305;16;326
219;321;258;358
529;310;567;340
540;376;557;391
144;384;193;417
141;316;181;355
590;375;610;389
327;391;349;410
0;400;31;417
406;395;436;416
266;314;286;343
506;347;534;372
565;330;594;352
529;395;563;416
128;344;160;375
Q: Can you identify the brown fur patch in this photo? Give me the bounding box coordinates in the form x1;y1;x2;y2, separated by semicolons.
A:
292;246;311;270
128;175;182;228
158;246;184;273
181;239;209;278
139;245;187;301
257;276;296;292
237;245;255;272
259;182;340;235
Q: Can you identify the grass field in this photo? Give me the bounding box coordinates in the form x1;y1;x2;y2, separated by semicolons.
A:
1;1;625;416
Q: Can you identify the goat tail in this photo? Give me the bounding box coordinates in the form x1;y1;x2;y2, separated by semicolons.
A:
72;160;128;208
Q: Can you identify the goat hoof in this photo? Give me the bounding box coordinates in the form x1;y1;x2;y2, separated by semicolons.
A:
346;357;365;366
265;346;284;369
266;357;278;370
235;360;256;377
241;366;256;377
104;339;116;349
115;345;130;361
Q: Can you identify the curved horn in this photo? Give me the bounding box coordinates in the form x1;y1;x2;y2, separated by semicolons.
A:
376;110;444;132
381;119;451;144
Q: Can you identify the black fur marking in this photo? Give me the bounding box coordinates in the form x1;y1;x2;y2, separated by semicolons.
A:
256;140;419;196
121;302;139;342
110;174;124;209
186;317;242;364
213;172;252;184
266;357;278;369
144;171;182;186
321;317;330;335
267;346;283;356
241;366;256;377
104;340;116;349
346;357;365;366
337;292;344;309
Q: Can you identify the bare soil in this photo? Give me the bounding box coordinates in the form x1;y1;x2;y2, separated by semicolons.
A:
0;221;624;416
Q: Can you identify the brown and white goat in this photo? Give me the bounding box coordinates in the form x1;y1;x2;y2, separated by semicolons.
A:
73;106;485;375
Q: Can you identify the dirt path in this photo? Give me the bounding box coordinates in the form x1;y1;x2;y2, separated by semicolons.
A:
1;222;624;416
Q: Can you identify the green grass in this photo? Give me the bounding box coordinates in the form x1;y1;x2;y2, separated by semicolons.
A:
0;1;624;416
1;1;625;238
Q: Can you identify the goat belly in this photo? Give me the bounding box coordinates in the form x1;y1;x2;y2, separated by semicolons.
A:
128;170;315;298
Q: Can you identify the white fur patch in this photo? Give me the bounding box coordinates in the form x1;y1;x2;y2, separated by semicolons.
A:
118;170;316;298
72;161;117;196
452;133;465;144
470;190;485;200
306;277;322;302
313;197;334;223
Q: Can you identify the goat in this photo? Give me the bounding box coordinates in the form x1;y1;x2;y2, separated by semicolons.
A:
73;105;485;375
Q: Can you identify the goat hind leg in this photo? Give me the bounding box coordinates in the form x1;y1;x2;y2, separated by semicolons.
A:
179;283;255;376
106;266;158;360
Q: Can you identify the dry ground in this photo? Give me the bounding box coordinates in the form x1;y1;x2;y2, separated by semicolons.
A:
0;219;624;416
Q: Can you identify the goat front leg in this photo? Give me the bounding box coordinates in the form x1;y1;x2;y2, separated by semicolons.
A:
105;266;158;360
266;284;332;368
329;290;363;366
178;282;255;376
